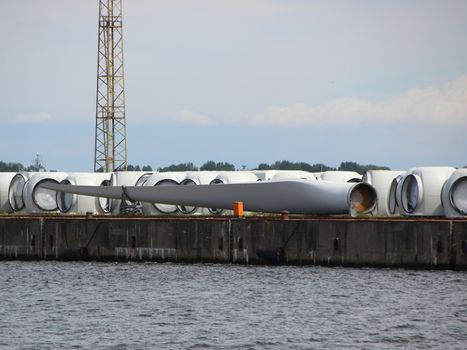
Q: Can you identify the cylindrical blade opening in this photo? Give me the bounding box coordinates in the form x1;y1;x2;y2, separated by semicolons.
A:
349;183;377;214
450;176;467;215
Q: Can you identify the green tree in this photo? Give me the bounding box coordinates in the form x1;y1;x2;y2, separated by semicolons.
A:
200;161;235;171
158;162;198;172
126;164;141;171
114;164;153;171
338;161;390;174
307;163;335;172
257;163;271;170
255;160;334;172
0;161;25;172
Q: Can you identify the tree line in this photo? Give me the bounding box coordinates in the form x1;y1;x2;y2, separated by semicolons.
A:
0;160;45;172
256;160;390;175
157;161;235;172
0;159;401;175
155;160;390;175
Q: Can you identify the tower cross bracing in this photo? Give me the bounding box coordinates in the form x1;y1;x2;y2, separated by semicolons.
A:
94;0;127;172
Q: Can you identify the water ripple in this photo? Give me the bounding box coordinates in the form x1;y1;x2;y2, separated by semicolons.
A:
0;262;465;349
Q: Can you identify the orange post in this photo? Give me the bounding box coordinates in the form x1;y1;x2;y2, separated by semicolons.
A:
233;201;244;217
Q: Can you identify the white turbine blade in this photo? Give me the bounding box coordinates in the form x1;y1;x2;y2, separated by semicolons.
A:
40;179;375;215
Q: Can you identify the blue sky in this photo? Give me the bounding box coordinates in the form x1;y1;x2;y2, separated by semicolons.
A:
1;0;466;171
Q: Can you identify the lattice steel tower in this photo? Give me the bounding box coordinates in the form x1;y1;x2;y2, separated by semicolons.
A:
94;0;127;172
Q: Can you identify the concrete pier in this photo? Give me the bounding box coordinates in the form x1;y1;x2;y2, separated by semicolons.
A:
0;215;466;269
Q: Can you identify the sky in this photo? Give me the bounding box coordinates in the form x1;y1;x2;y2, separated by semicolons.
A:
0;0;466;171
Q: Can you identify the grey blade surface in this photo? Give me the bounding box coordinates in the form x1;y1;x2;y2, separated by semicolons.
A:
41;179;354;214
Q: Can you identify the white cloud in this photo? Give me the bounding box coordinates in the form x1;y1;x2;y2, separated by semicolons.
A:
380;77;467;124
3;112;52;124
175;110;217;125
176;75;467;127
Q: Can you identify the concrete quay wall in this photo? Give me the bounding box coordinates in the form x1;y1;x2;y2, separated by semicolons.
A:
0;216;466;270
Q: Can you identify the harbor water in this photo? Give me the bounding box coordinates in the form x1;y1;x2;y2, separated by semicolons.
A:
0;262;466;349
